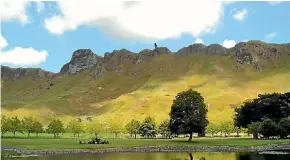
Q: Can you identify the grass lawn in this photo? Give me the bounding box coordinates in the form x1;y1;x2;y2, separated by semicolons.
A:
2;138;289;150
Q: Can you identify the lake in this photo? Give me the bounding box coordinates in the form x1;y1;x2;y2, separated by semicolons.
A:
8;151;290;160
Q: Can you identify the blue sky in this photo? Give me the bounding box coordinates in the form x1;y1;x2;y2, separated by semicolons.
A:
0;1;290;72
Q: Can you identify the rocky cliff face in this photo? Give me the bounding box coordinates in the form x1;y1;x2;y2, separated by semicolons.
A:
1;66;54;81
232;41;282;64
60;49;104;74
177;43;228;56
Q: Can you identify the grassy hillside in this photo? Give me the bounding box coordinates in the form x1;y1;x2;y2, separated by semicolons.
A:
2;42;290;125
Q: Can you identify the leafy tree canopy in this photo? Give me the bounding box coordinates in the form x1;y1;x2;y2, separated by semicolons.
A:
235;92;290;128
139;116;158;138
169;89;208;141
47;118;65;138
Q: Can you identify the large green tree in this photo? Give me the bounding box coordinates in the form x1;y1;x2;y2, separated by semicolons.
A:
46;119;65;138
125;119;141;139
235;92;290;128
169;89;208;141
139;116;158;138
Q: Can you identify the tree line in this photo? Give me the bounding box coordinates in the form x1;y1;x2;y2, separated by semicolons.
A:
234;92;290;139
0;115;171;139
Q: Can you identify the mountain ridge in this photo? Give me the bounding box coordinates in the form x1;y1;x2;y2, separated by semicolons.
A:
1;40;290;124
2;40;289;76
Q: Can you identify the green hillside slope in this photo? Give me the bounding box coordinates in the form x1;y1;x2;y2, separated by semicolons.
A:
2;41;290;125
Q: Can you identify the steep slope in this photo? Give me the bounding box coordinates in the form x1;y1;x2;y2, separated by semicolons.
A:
2;41;290;125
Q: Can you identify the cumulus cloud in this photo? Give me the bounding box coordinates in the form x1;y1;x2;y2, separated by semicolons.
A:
222;39;236;48
0;34;8;49
194;38;203;44
0;47;48;66
44;0;227;40
0;34;48;66
233;8;248;21
1;0;29;23
264;32;277;41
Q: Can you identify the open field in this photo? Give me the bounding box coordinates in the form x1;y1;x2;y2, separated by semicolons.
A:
2;137;289;149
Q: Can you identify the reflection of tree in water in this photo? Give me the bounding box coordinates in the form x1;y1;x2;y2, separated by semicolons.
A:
188;153;206;160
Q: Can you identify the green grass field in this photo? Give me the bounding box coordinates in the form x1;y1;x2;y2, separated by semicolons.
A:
2;137;289;150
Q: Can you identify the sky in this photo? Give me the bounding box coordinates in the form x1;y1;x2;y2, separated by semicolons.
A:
0;0;290;72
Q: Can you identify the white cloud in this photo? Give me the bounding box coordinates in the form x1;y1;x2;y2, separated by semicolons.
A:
36;1;45;13
0;34;8;49
0;47;48;66
222;39;236;48
264;32;277;41
233;8;248;21
0;0;29;23
44;0;227;40
194;38;203;44
0;33;48;66
241;39;249;42
268;1;281;5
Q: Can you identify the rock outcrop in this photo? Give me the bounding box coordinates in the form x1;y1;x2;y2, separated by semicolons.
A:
177;43;228;56
232;41;282;64
60;49;104;74
1;66;54;81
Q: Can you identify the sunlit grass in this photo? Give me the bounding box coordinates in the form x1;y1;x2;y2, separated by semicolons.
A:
2;137;289;149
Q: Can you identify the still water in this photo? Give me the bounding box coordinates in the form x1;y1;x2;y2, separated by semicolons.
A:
10;151;290;160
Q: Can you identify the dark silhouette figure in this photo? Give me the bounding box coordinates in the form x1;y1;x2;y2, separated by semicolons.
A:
154;43;158;49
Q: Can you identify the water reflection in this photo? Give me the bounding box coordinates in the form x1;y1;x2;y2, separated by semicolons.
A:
9;151;290;160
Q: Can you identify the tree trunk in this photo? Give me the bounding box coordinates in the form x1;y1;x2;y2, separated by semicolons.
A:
130;133;132;138
13;131;16;138
253;132;258;139
54;133;56;138
188;132;193;142
36;133;39;137
134;133;137;139
237;130;240;137
28;132;30;138
115;132;117;138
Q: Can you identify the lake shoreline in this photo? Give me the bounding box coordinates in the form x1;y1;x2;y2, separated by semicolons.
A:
2;143;290;156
